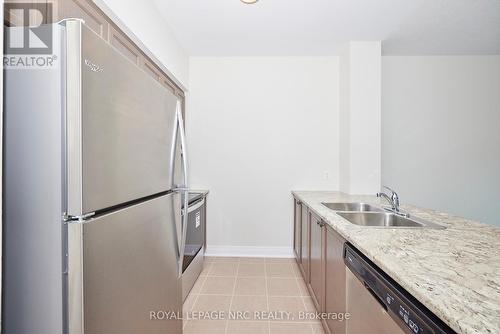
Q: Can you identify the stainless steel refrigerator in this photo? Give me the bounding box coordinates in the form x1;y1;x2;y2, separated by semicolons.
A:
3;19;188;334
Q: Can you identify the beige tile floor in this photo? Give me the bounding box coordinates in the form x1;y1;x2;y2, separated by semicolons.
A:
183;257;325;334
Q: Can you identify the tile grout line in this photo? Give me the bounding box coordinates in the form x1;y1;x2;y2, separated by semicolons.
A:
191;276;206;306
264;258;271;334
293;260;317;334
206;275;298;278
297;275;315;334
206;274;300;278
224;258;240;334
201;258;316;333
184;273;206;329
290;261;308;325
194;293;306;297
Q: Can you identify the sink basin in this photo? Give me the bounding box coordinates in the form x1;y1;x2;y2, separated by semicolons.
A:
322;202;384;212
337;212;445;229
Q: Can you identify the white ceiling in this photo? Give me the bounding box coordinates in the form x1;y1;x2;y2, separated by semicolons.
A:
152;0;500;56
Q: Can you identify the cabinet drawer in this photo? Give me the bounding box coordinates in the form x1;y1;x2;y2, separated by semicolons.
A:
308;212;325;311
300;205;310;282
293;199;302;261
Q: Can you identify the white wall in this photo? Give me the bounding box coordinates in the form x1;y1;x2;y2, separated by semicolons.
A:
95;0;189;88
339;46;351;193
188;57;339;256
339;42;381;194
382;56;500;226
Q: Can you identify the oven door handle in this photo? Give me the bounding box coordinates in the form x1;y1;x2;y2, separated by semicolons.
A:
188;198;205;213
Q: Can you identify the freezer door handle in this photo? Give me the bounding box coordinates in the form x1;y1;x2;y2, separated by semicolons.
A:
175;101;189;278
176;101;188;190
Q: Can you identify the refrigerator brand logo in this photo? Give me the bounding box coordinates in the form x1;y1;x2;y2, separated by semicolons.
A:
84;59;104;73
4;1;57;70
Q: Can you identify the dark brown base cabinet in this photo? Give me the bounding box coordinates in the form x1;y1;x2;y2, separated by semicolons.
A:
309;211;325;311
301;202;310;282
293;199;302;261
293;197;347;334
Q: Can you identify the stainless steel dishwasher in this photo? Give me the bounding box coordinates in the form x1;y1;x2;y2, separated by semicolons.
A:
182;192;207;300
344;244;455;334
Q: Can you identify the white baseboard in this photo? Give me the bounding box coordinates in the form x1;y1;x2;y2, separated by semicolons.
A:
205;245;294;258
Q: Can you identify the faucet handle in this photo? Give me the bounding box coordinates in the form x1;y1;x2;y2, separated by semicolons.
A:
382;185;400;211
377;186;395;198
382;185;397;195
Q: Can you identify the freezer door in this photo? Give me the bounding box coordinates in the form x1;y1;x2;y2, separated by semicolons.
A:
65;20;178;216
68;193;182;334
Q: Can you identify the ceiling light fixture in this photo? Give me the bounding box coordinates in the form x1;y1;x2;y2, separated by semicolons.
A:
241;0;259;4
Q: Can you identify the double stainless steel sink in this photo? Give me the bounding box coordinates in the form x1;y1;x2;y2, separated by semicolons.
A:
322;202;384;213
322;202;445;229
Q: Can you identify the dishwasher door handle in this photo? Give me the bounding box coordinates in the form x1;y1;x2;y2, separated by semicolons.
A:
188;198;205;213
363;281;387;311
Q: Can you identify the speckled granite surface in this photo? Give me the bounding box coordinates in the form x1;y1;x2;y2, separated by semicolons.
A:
292;191;500;334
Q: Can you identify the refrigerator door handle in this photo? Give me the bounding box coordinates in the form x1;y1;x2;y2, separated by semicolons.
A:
176;101;189;278
177;102;188;189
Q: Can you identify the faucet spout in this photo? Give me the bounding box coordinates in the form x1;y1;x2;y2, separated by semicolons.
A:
377;192;396;211
377;186;402;214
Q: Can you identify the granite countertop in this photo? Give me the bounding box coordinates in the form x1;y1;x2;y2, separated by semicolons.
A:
292;191;500;334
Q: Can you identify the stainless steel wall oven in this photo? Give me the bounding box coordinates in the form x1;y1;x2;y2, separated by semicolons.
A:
182;192;207;300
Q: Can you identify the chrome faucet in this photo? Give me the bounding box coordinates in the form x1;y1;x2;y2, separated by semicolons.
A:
377;186;409;217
